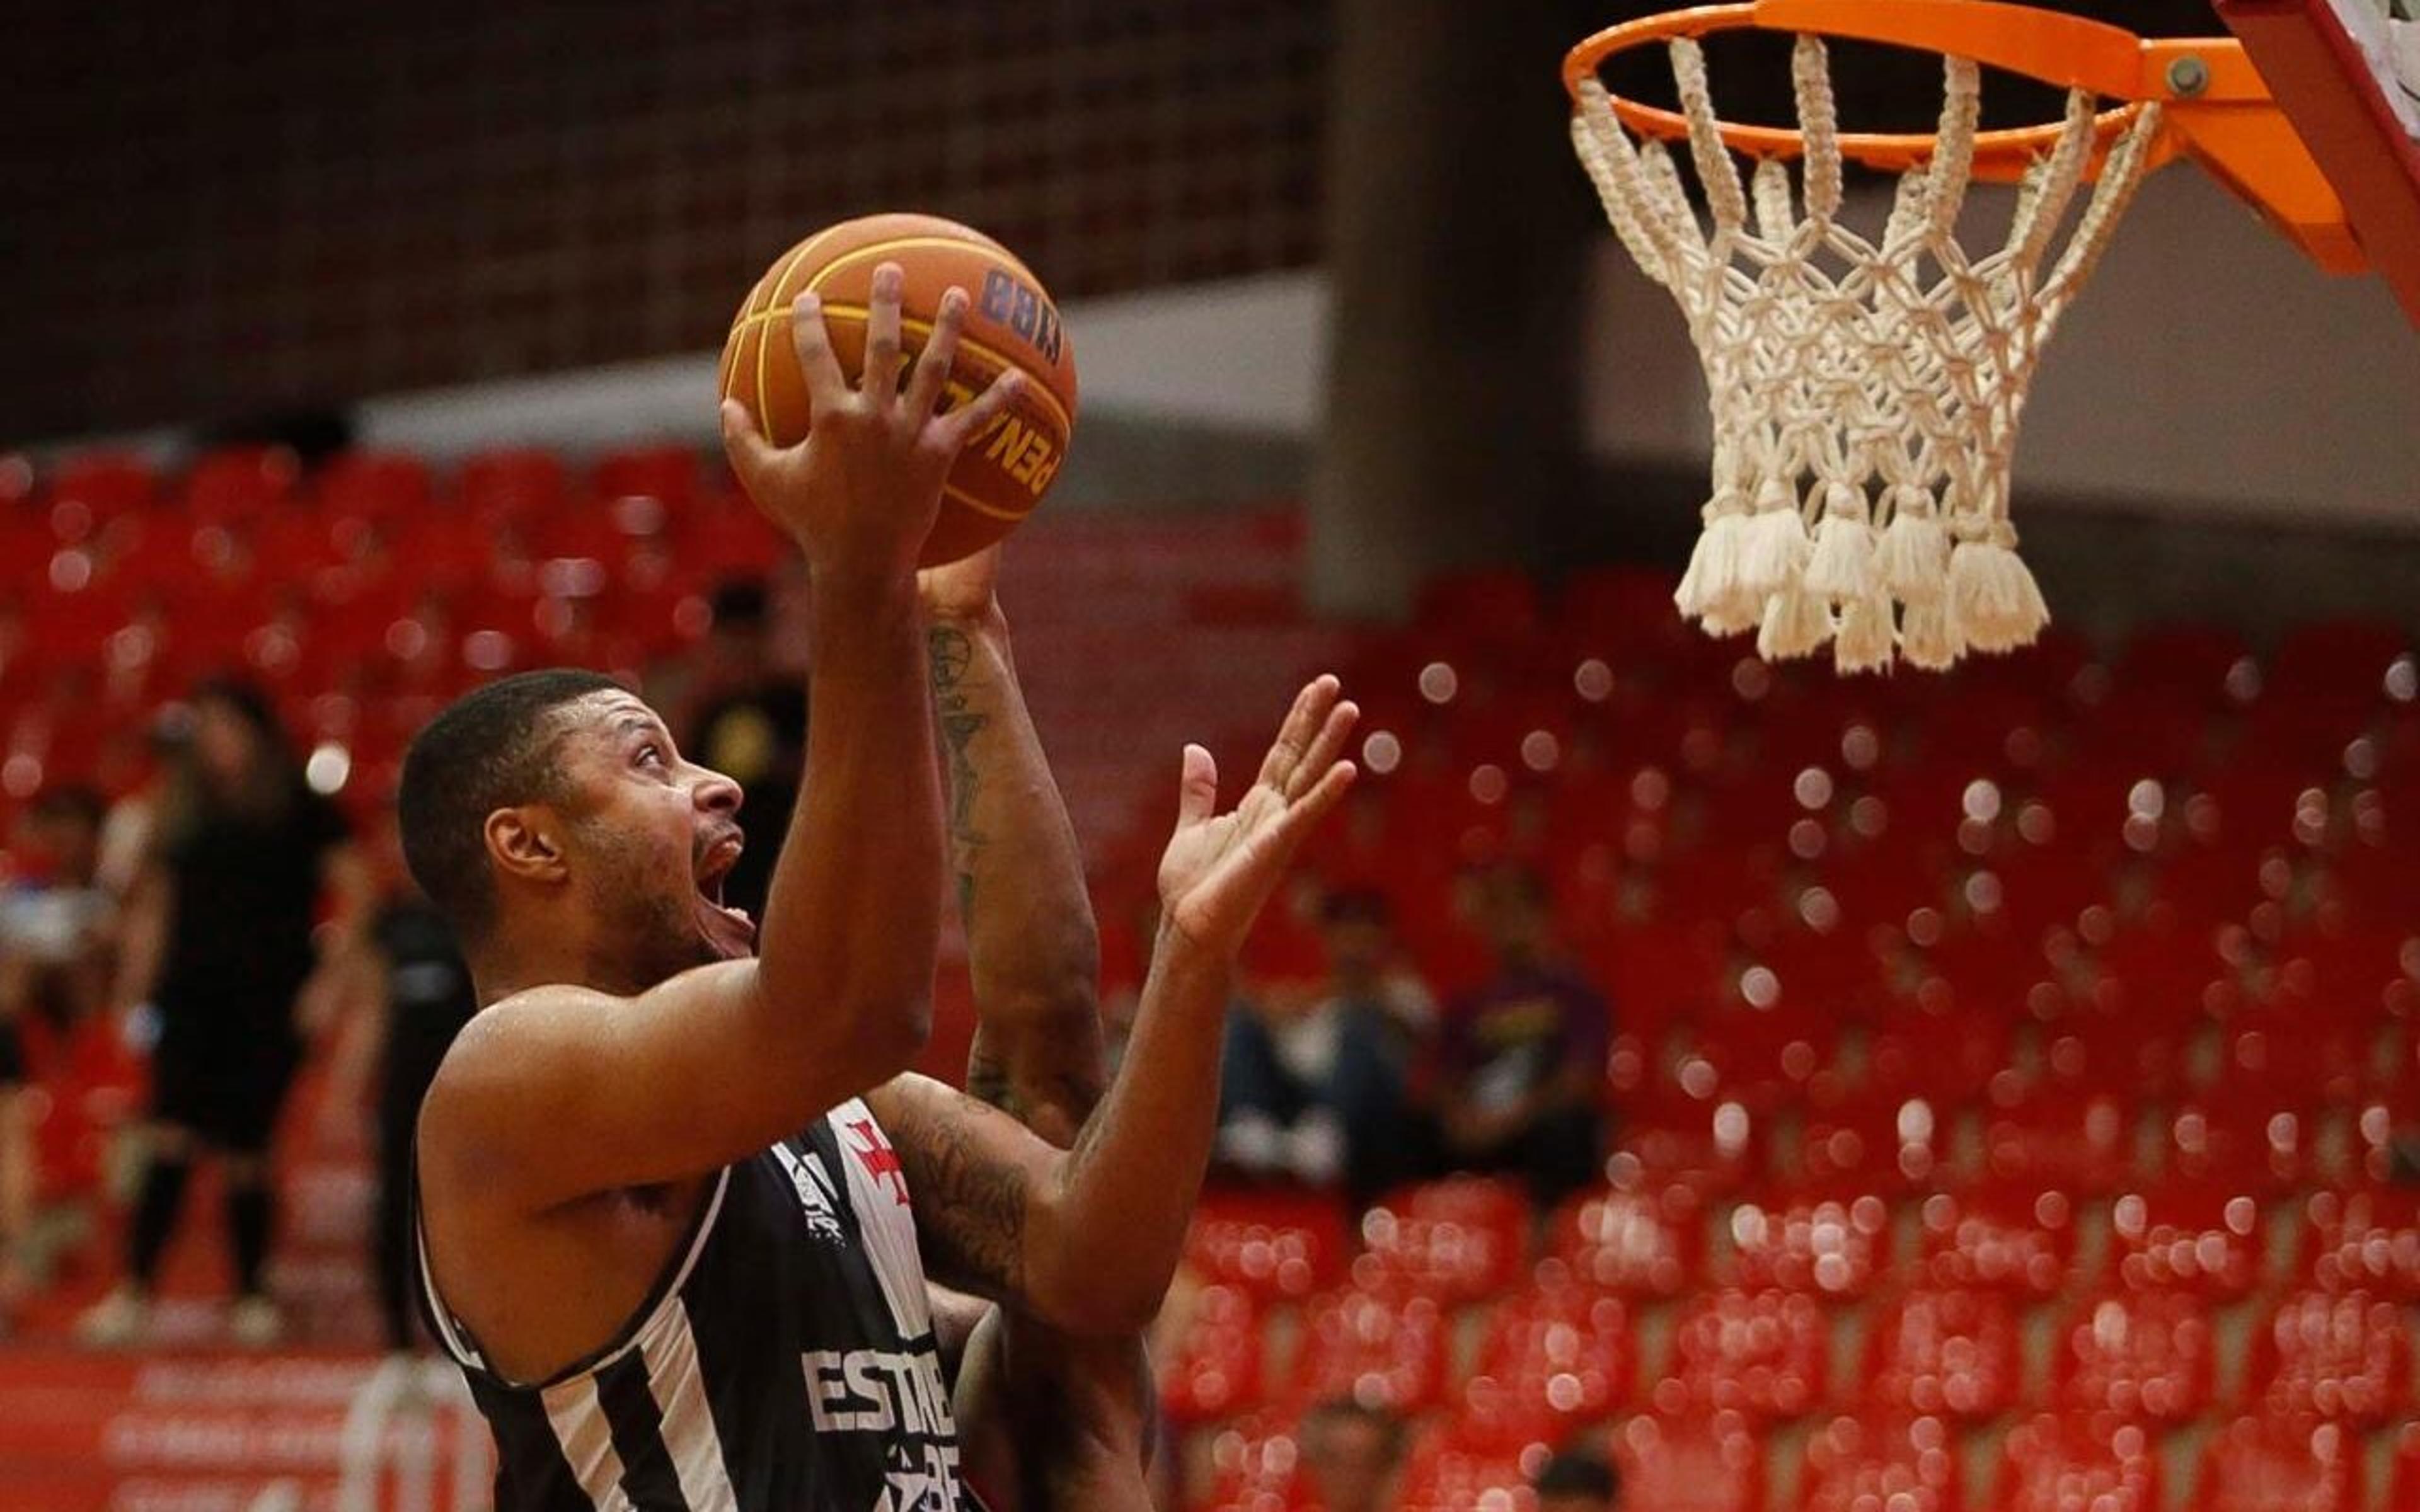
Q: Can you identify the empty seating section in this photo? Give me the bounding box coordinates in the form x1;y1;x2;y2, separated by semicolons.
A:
7;460;2420;1507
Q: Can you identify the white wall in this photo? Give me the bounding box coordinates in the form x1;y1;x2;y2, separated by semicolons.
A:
349;273;1333;457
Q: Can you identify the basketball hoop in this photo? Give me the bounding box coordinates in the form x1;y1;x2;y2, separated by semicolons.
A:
1564;0;2350;673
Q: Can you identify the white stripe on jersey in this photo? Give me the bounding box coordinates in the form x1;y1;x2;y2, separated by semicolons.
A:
643;1298;740;1512
827;1097;934;1341
539;1371;636;1511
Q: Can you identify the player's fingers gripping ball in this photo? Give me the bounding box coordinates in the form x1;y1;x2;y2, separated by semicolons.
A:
720;213;1079;566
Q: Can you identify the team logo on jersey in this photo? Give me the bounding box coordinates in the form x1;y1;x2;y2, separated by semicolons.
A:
847;1118;912;1206
770;1141;846;1244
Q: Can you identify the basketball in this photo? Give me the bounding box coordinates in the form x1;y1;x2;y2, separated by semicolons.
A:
718;212;1079;566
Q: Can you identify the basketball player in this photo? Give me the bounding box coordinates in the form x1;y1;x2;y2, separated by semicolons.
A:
911;539;1155;1508
404;266;1358;1511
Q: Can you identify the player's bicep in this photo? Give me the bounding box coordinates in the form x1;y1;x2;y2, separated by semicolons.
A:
420;963;872;1211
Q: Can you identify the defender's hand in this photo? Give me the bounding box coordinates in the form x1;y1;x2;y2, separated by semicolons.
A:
720;263;1023;583
917;542;1004;627
1156;677;1358;954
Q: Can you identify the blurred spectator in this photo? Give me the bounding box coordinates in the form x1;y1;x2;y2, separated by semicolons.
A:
0;786;118;1325
320;802;477;1360
1216;889;1434;1203
680;578;807;921
1298;1398;1403;1512
1430;866;1607;1207
78;680;371;1349
95;706;195;898
1533;1450;1621;1511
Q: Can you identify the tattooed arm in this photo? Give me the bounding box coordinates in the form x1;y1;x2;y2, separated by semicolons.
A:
922;556;1103;1145
868;676;1358;1334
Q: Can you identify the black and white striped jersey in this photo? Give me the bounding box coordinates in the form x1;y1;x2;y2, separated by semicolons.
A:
419;1097;984;1512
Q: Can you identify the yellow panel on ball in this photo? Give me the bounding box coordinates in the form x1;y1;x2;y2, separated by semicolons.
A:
719;213;1080;567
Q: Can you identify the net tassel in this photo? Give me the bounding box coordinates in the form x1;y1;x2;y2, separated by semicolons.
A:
1802;482;1876;602
1737;478;1811;600
1875;484;1949;605
1756;581;1833;662
1900;598;1964;672
1834;594;1896;675
1674;487;1753;627
1950;519;2049;653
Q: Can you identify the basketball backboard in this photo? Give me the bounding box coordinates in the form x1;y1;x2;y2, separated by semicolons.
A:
2216;0;2420;323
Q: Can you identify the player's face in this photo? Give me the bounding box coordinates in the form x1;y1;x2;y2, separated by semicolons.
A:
556;693;754;986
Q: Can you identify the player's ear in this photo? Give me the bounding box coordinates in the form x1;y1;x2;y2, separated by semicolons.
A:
484;805;568;888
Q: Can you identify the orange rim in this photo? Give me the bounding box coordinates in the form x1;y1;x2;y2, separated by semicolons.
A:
1562;0;2216;181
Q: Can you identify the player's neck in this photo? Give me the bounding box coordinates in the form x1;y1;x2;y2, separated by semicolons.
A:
471;912;644;1005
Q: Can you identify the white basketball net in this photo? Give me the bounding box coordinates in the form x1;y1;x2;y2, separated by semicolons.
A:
1570;37;2164;672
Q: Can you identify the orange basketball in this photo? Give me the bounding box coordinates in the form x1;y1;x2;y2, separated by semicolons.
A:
718;213;1078;566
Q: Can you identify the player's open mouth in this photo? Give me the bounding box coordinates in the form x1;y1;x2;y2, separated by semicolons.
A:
694;833;757;953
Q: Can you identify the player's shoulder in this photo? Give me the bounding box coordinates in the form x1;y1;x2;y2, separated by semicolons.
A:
417;985;619;1155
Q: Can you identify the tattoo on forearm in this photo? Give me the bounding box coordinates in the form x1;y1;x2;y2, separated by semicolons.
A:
927;625;989;911
904;1087;1030;1297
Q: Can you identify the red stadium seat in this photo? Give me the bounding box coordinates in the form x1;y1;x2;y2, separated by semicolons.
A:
1673;1008;1843;1114
2161;1100;2317;1194
314;450;433;518
2390;1422;2420;1511
1992;1418;2162;1512
1393;1421;1546;1512
1608;1413;1764;1512
1185;1187;1352;1305
1865;1006;2013;1104
1157;1283;1264;1428
1196;1417;1312;1512
1915;1189;2078;1300
1605;1096;1761;1198
1863;1290;2023;1421
1356;1177;1531;1305
2298;1189;2420;1299
592;443;702;509
1981;1091;2138;1194
1802;1416;1962;1512
2107;1186;2267;1299
1289;1281;1451;1416
1460;1269;1634;1431
1654;1288;1829;1420
1719;1193;1893;1298
2249;1290;2412;1425
1790;1094;1950;1191
2192;1418;2362;1512
1547;1185;1703;1297
2054;1290;2216;1424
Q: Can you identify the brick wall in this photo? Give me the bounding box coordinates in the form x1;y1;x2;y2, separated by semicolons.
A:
11;0;1331;440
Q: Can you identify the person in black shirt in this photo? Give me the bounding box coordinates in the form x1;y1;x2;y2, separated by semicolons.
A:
79;679;371;1348
683;578;808;924
337;808;478;1357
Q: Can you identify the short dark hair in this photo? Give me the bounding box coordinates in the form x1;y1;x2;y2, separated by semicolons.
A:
1533;1451;1619;1501
398;668;622;945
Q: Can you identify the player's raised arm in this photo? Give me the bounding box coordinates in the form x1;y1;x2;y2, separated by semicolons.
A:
418;269;1023;1211
920;546;1104;1143
868;677;1358;1334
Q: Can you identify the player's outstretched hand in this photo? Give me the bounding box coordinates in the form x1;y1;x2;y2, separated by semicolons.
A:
1157;676;1358;954
720;262;1023;583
